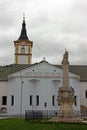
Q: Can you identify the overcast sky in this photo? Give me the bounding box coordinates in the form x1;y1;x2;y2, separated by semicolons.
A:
0;0;87;65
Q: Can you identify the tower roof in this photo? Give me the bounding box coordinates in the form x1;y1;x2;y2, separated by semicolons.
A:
18;14;29;40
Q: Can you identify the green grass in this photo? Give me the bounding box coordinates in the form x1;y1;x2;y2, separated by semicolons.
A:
0;118;87;130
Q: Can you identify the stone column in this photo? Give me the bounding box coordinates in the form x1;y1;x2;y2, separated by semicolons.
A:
62;50;69;89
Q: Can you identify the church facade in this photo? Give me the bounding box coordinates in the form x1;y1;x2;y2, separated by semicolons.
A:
0;16;87;115
7;60;80;115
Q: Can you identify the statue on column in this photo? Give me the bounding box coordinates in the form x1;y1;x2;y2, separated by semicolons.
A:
50;50;81;122
58;50;75;118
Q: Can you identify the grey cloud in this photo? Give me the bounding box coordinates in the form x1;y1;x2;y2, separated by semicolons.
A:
0;0;87;65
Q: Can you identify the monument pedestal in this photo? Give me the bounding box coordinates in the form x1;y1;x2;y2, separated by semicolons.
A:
50;88;81;122
58;87;75;118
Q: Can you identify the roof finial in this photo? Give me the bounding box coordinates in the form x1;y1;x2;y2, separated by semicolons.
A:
23;12;25;21
43;57;46;61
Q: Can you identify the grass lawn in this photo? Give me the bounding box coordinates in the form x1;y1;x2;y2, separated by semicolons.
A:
0;118;87;130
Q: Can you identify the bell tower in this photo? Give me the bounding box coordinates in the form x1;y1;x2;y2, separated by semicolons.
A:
14;15;33;64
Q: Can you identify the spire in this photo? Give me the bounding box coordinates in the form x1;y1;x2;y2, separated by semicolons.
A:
18;13;29;40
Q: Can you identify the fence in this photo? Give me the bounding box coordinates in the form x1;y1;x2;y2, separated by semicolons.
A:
25;110;57;121
25;110;87;121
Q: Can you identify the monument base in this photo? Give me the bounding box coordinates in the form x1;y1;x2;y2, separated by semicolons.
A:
49;117;82;122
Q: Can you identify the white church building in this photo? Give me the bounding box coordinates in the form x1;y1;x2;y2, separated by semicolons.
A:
7;60;80;115
0;16;87;116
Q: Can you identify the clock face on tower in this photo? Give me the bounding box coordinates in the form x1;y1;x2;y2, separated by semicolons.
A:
21;42;26;45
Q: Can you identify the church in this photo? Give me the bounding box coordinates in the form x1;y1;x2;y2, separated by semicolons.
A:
0;16;87;116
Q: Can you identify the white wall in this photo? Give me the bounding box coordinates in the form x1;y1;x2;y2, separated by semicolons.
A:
7;77;22;115
80;82;87;108
7;76;80;115
18;55;28;64
7;77;60;115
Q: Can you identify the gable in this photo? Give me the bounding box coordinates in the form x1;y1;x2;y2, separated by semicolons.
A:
8;61;62;78
24;61;63;77
8;61;80;80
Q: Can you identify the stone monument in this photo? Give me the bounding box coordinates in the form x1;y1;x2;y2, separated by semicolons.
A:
50;50;81;122
58;50;75;119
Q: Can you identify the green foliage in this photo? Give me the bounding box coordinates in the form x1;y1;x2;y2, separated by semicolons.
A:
0;118;87;130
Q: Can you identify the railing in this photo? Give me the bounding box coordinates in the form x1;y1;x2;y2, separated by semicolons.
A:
25;110;58;120
25;110;86;121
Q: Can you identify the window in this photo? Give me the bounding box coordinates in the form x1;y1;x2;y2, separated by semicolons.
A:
11;95;14;106
85;90;87;98
21;47;25;54
74;95;77;106
36;95;39;106
30;95;33;106
44;102;47;107
52;95;55;106
2;96;7;105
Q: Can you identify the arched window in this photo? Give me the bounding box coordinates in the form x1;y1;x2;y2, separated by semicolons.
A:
74;95;77;106
85;90;87;98
52;95;56;106
36;95;39;106
21;47;25;54
30;95;33;106
11;95;14;106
